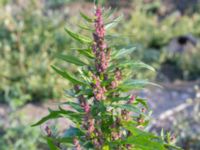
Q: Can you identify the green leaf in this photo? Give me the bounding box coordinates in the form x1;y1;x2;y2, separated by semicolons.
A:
64;89;76;97
122;122;166;150
125;136;166;150
78;24;94;31
102;145;110;150
80;12;94;22
119;79;161;91
56;137;73;143
32;108;82;126
52;66;87;85
45;136;75;147
111;104;141;114
65;28;92;43
110;96;130;103
103;7;116;19
58;106;83;124
31;110;62;126
105;14;123;30
94;0;98;5
135;98;148;109
77;49;94;59
60;101;83;112
119;61;155;72
164;144;182;150
63;126;84;138
77;68;91;84
57;54;87;66
46;137;59;150
123;121;158;137
112;47;136;59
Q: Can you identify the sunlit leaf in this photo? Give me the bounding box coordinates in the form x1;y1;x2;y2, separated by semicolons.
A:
31;111;61;126
56;137;73;143
63;126;84;138
65;28;92;43
119;61;155;72
77;49;94;59
160;128;164;141
105;14;123;30
122;122;166;150
110;96;130;102
102;145;110;150
78;24;94;31
52;66;87;85
64;89;76;97
60;101;83;112
32;108;82;126
80;11;94;22
111;103;141;114
112;47;136;59
57;54;87;66
135;98;148;109
46;137;59;150
164;144;182;150
119;79;162;91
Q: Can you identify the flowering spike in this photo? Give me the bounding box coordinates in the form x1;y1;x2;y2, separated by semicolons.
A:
33;5;178;150
92;6;110;73
92;75;106;101
95;7;105;39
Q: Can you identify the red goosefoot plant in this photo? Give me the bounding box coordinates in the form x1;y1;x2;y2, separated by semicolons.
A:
32;4;181;150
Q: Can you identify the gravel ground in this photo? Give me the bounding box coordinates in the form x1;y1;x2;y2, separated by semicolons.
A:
134;81;199;118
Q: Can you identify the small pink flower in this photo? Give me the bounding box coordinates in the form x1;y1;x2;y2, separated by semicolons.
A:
115;68;122;80
73;137;82;150
127;95;135;104
92;75;106;101
93;139;101;149
88;119;95;134
111;80;118;89
95;7;105;39
92;7;110;73
45;126;51;137
92;42;97;54
84;103;90;113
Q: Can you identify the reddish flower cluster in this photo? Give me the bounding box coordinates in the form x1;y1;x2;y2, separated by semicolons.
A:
95;7;105;38
122;95;135;121
111;131;121;140
92;75;106;101
74;85;94;142
83;102;90;113
93;129;104;149
110;68;122;89
45;126;52;137
88;118;95;134
110;117;122;141
83;114;95;138
73;137;82;150
93;7;110;73
74;85;91;114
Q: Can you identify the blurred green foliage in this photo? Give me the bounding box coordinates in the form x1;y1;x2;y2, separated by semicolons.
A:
0;111;47;150
119;2;200;80
0;125;45;150
0;0;74;108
